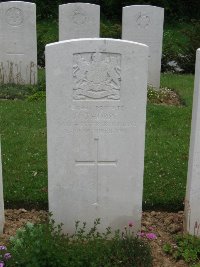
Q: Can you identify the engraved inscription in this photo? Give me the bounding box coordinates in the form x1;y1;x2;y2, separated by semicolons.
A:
75;138;117;205
6;7;24;26
72;7;87;25
65;120;136;135
136;13;150;29
73;52;121;100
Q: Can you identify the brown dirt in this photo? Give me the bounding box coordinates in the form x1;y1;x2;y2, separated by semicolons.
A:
0;209;188;267
142;211;188;267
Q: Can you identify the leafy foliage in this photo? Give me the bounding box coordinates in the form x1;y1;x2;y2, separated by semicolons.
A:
37;20;58;67
27;91;46;102
176;20;200;73
101;21;121;39
161;29;183;73
163;234;200;264
0;84;36;100
7;218;152;267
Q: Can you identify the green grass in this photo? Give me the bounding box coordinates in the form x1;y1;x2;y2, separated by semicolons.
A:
1;100;47;209
0;71;47;209
144;74;194;210
0;72;195;211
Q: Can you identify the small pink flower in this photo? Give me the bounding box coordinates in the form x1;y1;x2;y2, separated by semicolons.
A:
0;262;4;267
137;232;145;237
0;246;6;251
146;233;157;240
148;226;156;231
128;221;134;227
4;253;11;260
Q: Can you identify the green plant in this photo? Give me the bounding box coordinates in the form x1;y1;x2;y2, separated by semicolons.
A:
8;220;69;267
162;30;183;73
176;20;200;73
0;84;36;100
8;218;152;267
100;21;121;39
37;20;58;67
27;91;46;102
163;234;200;264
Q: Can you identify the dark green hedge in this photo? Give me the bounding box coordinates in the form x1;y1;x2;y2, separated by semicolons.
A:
1;0;199;21
35;0;200;22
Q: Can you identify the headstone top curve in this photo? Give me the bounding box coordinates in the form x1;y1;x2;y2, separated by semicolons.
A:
46;38;149;49
0;1;35;6
123;5;164;11
60;3;100;7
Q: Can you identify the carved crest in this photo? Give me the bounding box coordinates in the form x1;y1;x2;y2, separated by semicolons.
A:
72;7;86;25
136;13;150;29
6;7;24;26
73;52;121;100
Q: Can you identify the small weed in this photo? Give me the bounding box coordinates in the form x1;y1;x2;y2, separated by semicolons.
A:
27;91;46;102
163;234;200;264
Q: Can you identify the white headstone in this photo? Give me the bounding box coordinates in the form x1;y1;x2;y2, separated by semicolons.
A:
122;5;164;89
46;38;148;234
0;1;37;85
59;3;100;41
184;49;200;236
0;141;4;234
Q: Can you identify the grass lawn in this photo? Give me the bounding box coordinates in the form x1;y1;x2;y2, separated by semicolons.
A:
144;74;194;210
0;13;196;211
1;99;47;209
0;72;194;211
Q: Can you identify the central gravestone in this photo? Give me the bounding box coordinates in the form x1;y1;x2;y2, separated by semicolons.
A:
0;1;37;85
46;38;148;234
0;141;4;234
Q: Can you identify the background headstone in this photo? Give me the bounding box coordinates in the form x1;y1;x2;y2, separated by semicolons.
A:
184;49;200;236
0;1;37;85
59;3;100;41
0;140;5;234
122;5;164;89
46;38;148;234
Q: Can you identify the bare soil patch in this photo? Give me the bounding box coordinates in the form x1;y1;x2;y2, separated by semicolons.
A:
0;209;188;267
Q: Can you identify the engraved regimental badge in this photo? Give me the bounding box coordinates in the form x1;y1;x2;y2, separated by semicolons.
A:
73;52;121;100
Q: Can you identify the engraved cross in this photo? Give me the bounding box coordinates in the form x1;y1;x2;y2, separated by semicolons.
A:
75;138;117;206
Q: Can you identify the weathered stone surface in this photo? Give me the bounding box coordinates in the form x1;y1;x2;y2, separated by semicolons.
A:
0;141;4;234
184;49;200;236
59;3;100;41
122;5;164;89
46;38;148;234
0;1;37;85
